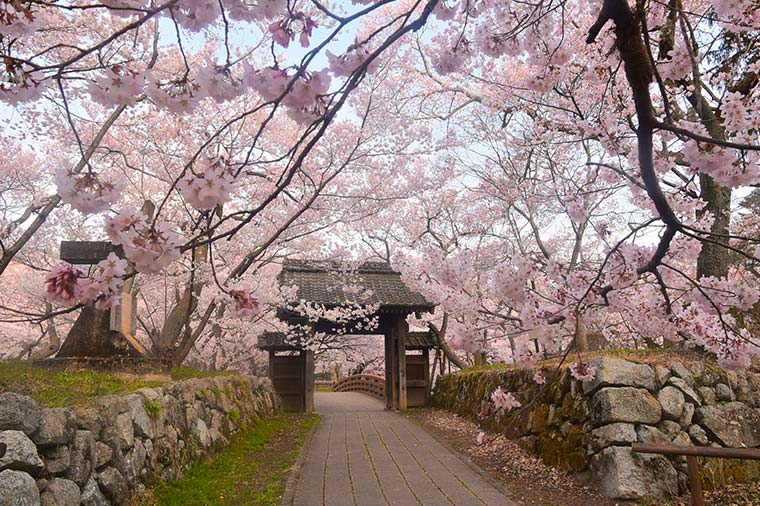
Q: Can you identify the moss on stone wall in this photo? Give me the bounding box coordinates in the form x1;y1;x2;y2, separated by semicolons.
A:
433;356;760;497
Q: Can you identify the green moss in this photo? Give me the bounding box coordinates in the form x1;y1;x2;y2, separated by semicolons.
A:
144;400;162;418
531;404;551;433
228;409;240;422
0;361;162;408
460;364;512;373
170;367;237;381
146;413;319;506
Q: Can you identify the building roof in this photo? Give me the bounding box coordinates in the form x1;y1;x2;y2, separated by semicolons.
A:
257;331;303;351
278;259;434;314
405;331;438;350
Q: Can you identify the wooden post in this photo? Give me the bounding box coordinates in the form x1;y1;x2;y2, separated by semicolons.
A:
397;317;407;411
390;323;399;410
268;350;275;381
304;349;314;413
422;348;431;406
384;329;394;410
631;444;760;506
686;455;704;506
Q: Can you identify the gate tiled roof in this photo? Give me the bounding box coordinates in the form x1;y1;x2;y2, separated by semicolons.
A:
278;259;434;314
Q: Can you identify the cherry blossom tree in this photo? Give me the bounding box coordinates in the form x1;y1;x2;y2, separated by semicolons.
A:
0;0;758;376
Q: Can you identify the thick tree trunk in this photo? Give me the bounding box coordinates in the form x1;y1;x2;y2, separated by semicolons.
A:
429;314;467;370
696;174;731;279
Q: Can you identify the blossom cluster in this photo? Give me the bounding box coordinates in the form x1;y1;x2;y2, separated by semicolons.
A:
681;140;760;188
269;12;318;48
227;289;261;319
55;168;124;214
105;209;182;274
490;386;522;412
79;253;128;308
568;362;597;382
178;156;236;210
45;266;84;306
327;43;379;77
45;253;127;308
0;60;43;104
0;1;38;37
87;66;146;107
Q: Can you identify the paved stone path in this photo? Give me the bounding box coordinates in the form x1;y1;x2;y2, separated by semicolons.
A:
285;392;516;506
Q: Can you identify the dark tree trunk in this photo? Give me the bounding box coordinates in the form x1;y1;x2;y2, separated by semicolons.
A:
696;173;731;279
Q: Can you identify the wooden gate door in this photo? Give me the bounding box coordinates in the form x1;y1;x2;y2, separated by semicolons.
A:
405;351;430;407
269;350;314;412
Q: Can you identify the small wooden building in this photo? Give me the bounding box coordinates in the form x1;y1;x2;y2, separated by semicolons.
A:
257;259;436;412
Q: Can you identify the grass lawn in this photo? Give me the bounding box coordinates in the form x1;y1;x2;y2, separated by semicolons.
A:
0;360;237;408
136;413;319;506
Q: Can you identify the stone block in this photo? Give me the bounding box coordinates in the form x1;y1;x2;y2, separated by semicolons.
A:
40;478;80;506
591;446;678;499
588;423;636;454
0;431;44;476
33;409;77;446
694;402;760;448
0;394;42;436
582;357;656;394
658;386;685;420
0;469;40;506
64;430;95;488
590;387;661;426
667;377;701;406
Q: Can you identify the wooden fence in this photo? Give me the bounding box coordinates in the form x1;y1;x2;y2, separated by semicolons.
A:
632;443;760;506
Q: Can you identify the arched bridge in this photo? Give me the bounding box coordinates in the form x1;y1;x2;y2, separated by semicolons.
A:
332;374;385;400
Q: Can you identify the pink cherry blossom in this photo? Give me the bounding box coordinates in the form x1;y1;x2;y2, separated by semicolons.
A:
87;66;146;107
177;156;237;210
569;362;597;383
490;386;521;412
0;4;39;36
0;62;44;103
55;168;124;214
269;21;293;47
76;253;128;308
45;266;84;306
247;66;289;102
105;210;182;274
229;289;261;319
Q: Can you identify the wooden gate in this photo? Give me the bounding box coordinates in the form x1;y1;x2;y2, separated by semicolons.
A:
268;350;314;412
405;352;430;407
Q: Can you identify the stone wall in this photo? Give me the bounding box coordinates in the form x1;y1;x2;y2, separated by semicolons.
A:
433;356;760;500
0;374;280;505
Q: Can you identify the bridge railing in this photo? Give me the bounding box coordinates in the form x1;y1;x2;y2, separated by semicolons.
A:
332;374;386;400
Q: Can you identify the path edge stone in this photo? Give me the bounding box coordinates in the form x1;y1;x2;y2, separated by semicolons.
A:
280;418;321;506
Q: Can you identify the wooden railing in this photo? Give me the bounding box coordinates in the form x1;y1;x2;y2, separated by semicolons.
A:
632;443;760;506
332;374;386;400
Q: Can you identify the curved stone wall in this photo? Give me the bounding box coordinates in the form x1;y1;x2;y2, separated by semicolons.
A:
0;374;280;505
433;356;760;499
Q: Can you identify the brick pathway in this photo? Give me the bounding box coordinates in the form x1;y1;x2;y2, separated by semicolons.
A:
284;393;516;506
